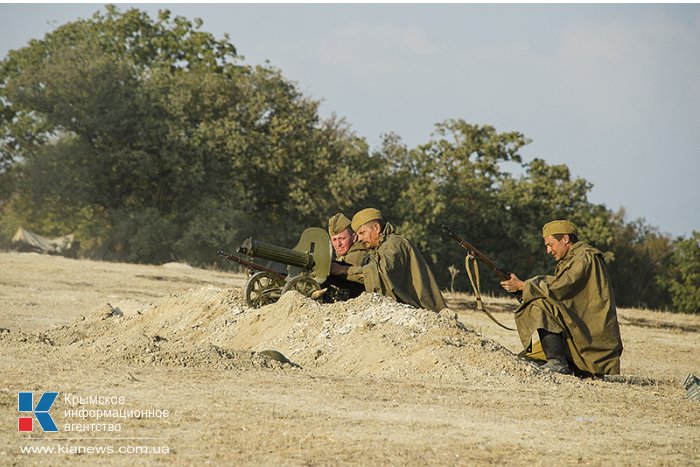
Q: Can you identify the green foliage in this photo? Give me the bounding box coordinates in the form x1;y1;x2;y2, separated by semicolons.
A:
376;121;530;290
601;212;673;310
173;199;251;265
662;232;700;313
0;6;693;312
0;6;373;262
497;158;603;280
102;208;179;263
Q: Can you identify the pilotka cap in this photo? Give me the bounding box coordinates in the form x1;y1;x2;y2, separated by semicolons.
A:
328;213;352;236
542;220;578;238
351;208;383;232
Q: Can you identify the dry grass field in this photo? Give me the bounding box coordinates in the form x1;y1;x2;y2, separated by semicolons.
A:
1;251;698;465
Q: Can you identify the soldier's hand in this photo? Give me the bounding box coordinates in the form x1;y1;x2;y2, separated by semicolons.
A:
330;262;350;276
500;273;525;293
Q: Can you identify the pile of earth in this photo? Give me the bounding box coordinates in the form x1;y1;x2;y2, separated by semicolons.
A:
3;286;551;384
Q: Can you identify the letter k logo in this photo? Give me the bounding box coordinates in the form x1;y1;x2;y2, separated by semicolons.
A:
18;392;59;432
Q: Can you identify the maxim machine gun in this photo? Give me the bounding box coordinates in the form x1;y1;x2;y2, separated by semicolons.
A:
218;228;332;308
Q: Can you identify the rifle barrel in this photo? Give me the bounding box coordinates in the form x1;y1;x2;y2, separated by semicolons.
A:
441;225;512;282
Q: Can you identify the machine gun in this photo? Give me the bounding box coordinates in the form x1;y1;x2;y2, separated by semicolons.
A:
217;250;287;280
220;227;332;308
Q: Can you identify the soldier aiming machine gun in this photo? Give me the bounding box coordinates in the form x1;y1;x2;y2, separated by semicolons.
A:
218;227;332;308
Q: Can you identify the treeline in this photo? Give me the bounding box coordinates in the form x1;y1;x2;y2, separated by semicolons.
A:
0;7;697;312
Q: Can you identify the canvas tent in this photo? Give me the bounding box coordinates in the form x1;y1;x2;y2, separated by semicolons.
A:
12;227;77;256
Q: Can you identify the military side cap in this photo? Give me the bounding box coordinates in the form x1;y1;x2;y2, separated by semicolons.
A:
328;213;352;236
351;208;383;232
542;220;578;238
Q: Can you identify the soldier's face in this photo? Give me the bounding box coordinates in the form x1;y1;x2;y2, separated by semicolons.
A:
331;228;355;257
544;235;571;261
357;221;381;249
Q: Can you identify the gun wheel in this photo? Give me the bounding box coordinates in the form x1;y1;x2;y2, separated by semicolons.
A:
244;271;284;308
281;276;321;301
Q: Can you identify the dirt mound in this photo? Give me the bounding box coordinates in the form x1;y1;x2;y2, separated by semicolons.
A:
22;285;544;382
227;291;542;383
35;286;274;370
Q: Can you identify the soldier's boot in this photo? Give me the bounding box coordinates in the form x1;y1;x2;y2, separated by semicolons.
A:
538;330;573;375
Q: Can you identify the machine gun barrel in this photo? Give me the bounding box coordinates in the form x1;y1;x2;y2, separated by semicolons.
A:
217;250;287;279
237;238;314;270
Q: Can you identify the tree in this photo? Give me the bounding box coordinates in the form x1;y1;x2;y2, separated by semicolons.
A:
373;120;530;290
1;7;690;313
663;232;700;313
0;6;374;263
0;7;243;260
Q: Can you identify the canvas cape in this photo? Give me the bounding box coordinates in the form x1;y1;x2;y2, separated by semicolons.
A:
352;223;447;313
516;242;623;376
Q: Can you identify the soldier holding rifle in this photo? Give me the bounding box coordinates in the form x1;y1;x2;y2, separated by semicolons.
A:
499;220;623;376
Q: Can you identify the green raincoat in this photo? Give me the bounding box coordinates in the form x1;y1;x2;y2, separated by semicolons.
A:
350;223;447;312
516;242;623;376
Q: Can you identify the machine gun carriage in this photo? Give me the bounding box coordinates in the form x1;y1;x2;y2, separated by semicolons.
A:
218;227;332;308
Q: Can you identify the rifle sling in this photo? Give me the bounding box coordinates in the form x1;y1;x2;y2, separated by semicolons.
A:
464;254;516;332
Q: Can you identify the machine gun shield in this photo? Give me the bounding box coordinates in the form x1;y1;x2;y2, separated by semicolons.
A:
290;227;332;284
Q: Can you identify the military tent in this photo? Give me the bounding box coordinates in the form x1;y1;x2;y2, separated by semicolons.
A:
12;227;77;256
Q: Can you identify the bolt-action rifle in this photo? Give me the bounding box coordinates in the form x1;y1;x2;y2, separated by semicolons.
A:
442;224;522;301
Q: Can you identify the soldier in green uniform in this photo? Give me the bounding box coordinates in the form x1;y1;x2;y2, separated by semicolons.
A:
500;220;623;376
325;213;368;299
332;208;447;312
328;212;368;284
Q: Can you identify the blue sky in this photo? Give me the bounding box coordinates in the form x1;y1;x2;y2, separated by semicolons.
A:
1;4;698;237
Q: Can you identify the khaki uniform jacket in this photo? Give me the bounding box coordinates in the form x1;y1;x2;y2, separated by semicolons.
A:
350;223;447;312
515;242;623;375
337;241;369;283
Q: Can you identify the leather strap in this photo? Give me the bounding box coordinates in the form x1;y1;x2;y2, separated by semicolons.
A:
464;254;516;331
